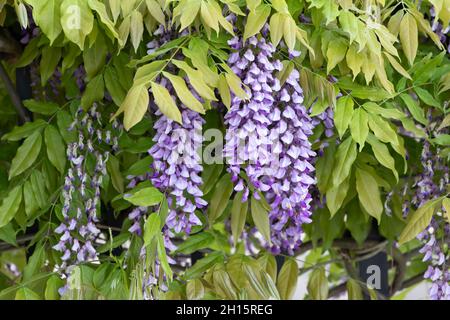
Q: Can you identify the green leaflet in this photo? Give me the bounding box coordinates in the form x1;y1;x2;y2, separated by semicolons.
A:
350;108;369;151
243;4;271;40
251;197;271;243
0;186;22;228
60;0;94;49
332;136;357;187
399;197;445;245
124;187;164;207
208;173;234;224
186;279;205;300
1;120;47;142
276;258;298;300
44;125;66;174
334;96;354;138
230;191;248;244
162;72;205;114
399;93;428;125
307;267;328;300
9;131;42;179
355;167;383;223
366;134;398;181
23;100;59;115
144;213;161;246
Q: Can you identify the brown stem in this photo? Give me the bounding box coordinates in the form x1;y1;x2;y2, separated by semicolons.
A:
0;61;29;123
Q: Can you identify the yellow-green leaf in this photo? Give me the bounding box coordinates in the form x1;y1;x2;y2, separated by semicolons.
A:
243;4;271;40
350;108;369;151
399;13;418;66
398;197;445;244
151;81;182;124
9;131;42;179
355;168;383;223
163;72;205;114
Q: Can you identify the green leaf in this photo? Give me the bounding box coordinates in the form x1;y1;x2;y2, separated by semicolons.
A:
15;287;40;300
172;60;217;101
9;131;42;179
60;0;94;49
332;137;357;187
307;267;328;300
399;13;418;66
177;0;201;31
276;258;298;300
81;74;105;110
143;213;161;246
146;0;165;25
40;46;62;85
399;93;427;125
326;177;350;217
432;134;450;146
114;84;149;131
334;96;354;138
1;120;47;142
208;173;234;224
243;4;271;40
23;244;46;281
184;252;224;280
251;197;271;243
104;66;126;106
443;198;450;223
157;234;173;281
200;0;219;33
367;134;398;181
347;279;363;300
28;0;62;44
44;125;66;174
45;275;64;300
186;279;205;300
0;223;17;246
326;38;347;74
413;87;440;108
82;31;107;79
269;12;284;47
398;196;445;245
174;232;214;254
355;168;383;223
106;154;123;193
23;100;59;116
0;186;22;228
350;108;369;151
367;113;399;146
231;191;248;245
162;72;205;114
124;187;163;207
151;81;182;124
225;72;249;99
130;11;144;52
362;102;405;120
87;0;119;39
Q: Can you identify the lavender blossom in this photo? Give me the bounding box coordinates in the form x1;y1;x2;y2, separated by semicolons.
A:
223;32;317;255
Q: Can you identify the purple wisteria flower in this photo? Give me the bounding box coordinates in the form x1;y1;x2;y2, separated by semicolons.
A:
149;102;206;235
223;31;317;255
407;112;450;300
53;104;121;279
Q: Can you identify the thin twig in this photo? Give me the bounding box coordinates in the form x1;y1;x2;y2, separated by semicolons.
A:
0;61;29;123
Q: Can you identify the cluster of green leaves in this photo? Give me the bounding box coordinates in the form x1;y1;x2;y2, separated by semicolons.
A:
0;0;449;300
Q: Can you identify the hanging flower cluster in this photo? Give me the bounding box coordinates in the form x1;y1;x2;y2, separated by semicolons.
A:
223;29;316;255
53;105;120;284
408;113;450;300
147;25;206;236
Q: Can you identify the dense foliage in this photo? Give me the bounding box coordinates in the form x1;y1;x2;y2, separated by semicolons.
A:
0;0;449;300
